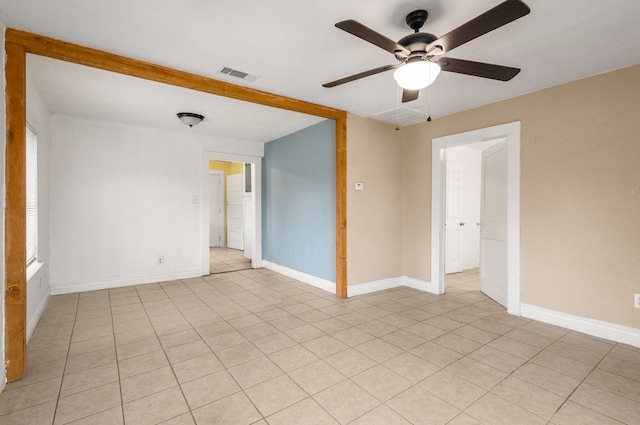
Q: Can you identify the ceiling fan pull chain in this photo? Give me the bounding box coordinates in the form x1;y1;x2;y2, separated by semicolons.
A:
427;85;432;122
395;84;401;130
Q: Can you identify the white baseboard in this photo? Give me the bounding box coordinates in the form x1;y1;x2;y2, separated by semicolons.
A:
403;276;438;293
258;265;435;298
50;269;203;295
463;262;480;271
348;277;404;296
0;376;5;395
521;303;640;348
347;276;436;297
27;289;50;342
262;261;335;294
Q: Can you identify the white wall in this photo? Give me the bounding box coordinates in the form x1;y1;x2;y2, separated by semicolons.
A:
446;145;481;270
50;115;260;293
201;136;263;158
49;115;264;294
26;70;52;339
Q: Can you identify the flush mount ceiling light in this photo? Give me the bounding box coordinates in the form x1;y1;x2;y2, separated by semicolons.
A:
393;59;441;90
177;112;204;127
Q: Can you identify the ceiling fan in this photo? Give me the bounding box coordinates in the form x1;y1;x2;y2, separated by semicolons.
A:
323;0;531;103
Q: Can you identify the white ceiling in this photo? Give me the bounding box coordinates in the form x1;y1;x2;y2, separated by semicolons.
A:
26;54;325;143
3;0;640;134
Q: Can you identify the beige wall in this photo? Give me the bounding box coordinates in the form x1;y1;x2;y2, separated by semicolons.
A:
402;123;433;281
402;65;640;328
347;114;404;285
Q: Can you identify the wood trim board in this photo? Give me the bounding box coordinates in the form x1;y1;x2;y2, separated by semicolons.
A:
4;28;348;381
4;40;27;383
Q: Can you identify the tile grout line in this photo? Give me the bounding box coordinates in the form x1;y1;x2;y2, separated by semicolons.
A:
110;288;129;425
185;274;306;423
50;293;80;425
167;280;238;424
549;341;620;423
183;272;374;423
136;282;199;424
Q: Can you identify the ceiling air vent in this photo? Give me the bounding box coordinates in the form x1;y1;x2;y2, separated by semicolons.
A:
370;107;431;127
217;66;260;83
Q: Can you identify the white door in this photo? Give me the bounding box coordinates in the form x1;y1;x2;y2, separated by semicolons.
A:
445;162;463;274
480;141;508;306
209;172;223;247
227;173;244;250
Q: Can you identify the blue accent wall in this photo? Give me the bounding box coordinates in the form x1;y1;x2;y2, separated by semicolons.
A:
262;120;336;282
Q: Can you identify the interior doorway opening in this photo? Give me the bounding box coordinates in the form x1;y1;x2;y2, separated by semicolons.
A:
208;159;255;274
431;122;521;315
202;153;262;277
443;139;504;299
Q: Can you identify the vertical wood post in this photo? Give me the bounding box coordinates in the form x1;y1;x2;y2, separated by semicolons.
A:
335;115;348;298
4;40;27;382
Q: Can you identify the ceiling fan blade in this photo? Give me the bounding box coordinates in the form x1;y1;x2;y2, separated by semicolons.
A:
402;89;420;103
426;0;530;55
435;57;520;81
336;20;410;56
323;64;401;88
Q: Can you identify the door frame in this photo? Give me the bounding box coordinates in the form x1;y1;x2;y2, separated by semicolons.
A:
431;121;521;315
202;153;262;276
208;170;224;248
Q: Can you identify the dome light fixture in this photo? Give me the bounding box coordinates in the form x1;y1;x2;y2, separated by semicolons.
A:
177;112;205;127
393;59;441;90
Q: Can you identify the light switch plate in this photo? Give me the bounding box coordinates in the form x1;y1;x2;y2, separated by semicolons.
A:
355;182;364;191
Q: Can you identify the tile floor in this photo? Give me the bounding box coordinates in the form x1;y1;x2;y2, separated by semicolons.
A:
210;247;252;274
1;267;639;425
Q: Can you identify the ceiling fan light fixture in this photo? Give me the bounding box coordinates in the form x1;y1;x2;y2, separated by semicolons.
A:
177;112;204;127
393;60;441;90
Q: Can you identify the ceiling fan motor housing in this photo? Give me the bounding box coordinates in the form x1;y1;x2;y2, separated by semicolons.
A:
395;32;438;60
394;10;439;60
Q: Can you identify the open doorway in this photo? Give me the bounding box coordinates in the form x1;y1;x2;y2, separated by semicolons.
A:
431;121;521;315
444;139;505;299
201;152;262;277
208;160;254;273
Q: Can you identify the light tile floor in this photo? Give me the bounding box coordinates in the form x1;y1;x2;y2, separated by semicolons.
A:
1;267;639;424
210;247;252;274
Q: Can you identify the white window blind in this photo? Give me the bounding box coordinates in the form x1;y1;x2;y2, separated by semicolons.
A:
26;126;38;267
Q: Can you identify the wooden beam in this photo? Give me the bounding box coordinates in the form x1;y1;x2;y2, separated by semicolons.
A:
335;116;348;298
6;28;344;121
3;29;349;381
4;40;27;382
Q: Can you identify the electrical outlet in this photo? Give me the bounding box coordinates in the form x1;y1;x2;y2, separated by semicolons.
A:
158;256;164;266
635;293;640;309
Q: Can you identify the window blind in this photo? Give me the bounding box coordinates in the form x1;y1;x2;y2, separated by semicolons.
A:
26;126;38;267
